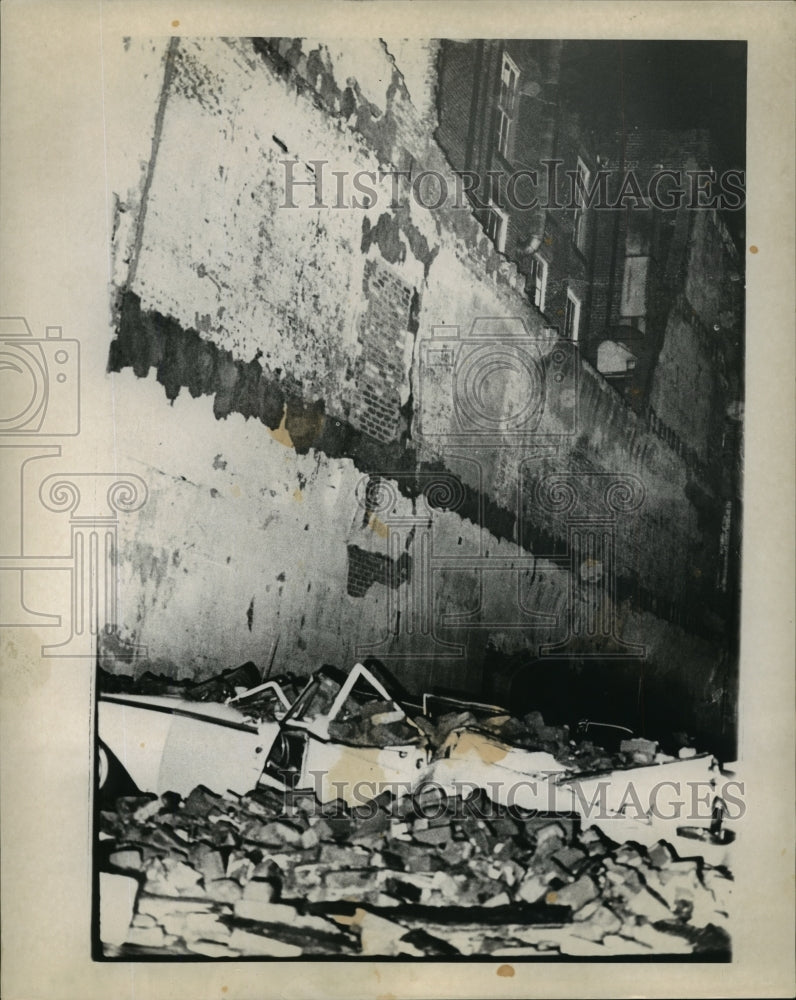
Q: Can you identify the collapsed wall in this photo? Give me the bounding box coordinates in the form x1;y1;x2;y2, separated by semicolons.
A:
106;37;736;753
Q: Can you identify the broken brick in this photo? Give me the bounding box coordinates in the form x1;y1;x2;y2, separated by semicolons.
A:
228;927;302;957
187;940;237;958
552;874;598;911
182;785;225;819
144;857;203;896
411;824;451;846
399;927;460;956
190;845;227;882
321;869;379;900
109;848;143;871
204;878;243;903
489;815;520;840
437;838;472;867
183;911;232;943
383;841;444;873
234;898;299;924
226;854;256;883
126;924;167;949
619;737;658;765
320;815;354;841
516;873;548;904
384;876;424;903
300;826;320;850
145;826;192;856
244;818;303;849
646;841;675;869
349;809;391;840
483;891;511;908
625;917;693;953
531;821;569;856
132;797;163;824
625;887;672;923
358;911;416;957
241;878;277;903
466;825;491;856
241;787;284;818
613;843;645;868
552;845;588;877
388;820;412;840
571;903;623;942
318;842;371;867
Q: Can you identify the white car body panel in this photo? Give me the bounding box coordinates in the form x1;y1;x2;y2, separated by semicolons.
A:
425;729;569;811
98;689;284;797
425;724;729;852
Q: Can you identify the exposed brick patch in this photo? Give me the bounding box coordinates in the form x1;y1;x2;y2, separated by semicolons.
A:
346;544;411;597
348;259;414;444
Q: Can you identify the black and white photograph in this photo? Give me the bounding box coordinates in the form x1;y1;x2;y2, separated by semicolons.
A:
0;2;793;998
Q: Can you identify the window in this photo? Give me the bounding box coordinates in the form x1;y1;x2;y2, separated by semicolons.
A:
564;288;581;341
496;52;519;160
620;254;649;319
528;254;548;312
497;110;512;159
484;200;508;253
572;157;590;251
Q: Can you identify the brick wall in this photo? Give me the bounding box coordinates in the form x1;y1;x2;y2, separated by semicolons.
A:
346;544;411;597
349;260;414;443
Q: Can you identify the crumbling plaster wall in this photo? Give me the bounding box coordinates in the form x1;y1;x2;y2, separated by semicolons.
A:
107;37;730;736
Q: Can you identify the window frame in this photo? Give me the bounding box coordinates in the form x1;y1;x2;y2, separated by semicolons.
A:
484;199;509;253
565;288;582;341
496;51;520;160
497;109;512;160
572;156;591;252
529;253;548;313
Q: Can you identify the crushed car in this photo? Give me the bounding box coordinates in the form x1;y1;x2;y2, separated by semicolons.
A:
97;660;737;859
416;693;735;860
257;662;428;803
97;661;427;803
97;664;294;799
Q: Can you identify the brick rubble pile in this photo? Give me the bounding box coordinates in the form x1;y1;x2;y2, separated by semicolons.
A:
100;782;732;958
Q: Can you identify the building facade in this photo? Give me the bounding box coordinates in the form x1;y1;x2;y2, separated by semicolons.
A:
105;36;744;756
